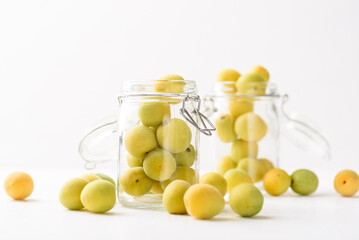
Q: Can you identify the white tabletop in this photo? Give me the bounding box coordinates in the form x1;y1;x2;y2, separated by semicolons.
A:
0;168;357;240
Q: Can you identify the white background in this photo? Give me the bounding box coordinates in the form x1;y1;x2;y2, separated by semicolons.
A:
1;1;359;239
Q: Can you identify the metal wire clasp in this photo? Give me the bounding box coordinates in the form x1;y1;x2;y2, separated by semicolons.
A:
180;95;216;136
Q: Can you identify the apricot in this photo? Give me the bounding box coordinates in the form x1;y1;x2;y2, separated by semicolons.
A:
143;148;177;181
263;168;291;196
215;114;237;143
228;99;254;118
217;156;237;176
224;169;253;193
120;167;154;196
138;101;171;127
230;139;258;163
229;183;263;217
334;170;359;197
157;118;192;154
199;172;227;196
124;125;158;158
247;65;270;82
4;171;34;200
59;177;89;210
237;158;265;183
184;184;225;219
163;180;190;214
234;112;267;142
80;180;116;213
174;144;196;167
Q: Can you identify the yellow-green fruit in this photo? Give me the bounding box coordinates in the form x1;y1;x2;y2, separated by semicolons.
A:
59;178;89;210
237;158;265;183
258;158;274;174
217;156;237;176
215;114;237;143
95;173;116;186
138;101;171;127
157;118;192;154
290;169;318;196
224;169;253;193
228;99;254;119
143;149;177;181
230;139;258;163
184;183;225;219
229;183;264;217
234;112;267;142
80;180;116;213
236;73;266;95
174;144;196;167
150;181;164;194
334;170;359;197
217;69;241;82
120;167;154;196
263;168;291;196
247;65;270;82
127;154;144;168
200;172;227;196
81;173;101;182
3;172;34;200
163;180;191;214
125;125;158;158
155;74;185;93
161;166;196;190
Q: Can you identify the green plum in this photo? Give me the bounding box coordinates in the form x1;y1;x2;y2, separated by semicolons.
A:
174;144;196;167
143;148;177;181
291;169;318;195
120;167;154;196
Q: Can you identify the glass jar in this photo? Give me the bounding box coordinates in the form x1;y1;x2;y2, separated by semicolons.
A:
202;81;331;181
79;80;214;209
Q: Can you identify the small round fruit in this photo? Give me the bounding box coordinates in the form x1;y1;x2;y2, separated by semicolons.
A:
237;158;265;183
4;171;34;200
138;101;171;127
215;114;237;143
155;74;185;93
161;166;196;190
124;125;158;158
150;181;164;194
247;65;270;82
258;158;274;174
290;169;319;196
234;112;267;142
163;180;191;214
95;173;116;186
334;170;359;197
120;167;154;196
184;183;225;219
236;73;266;95
228;99;254;118
200;172;227;196
127;154;144;167
217;69;241;82
229;183;264;217
217;156;237;176
230;139;258;163
224;169;253;193
174;144;196;167
80;180;116;213
82;173;101;182
263;168;291;196
157;118;192;154
59;178;89;210
143;149;177;181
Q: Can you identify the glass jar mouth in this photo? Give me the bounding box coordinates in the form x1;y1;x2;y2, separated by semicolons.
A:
212;81;279;98
120;80;197;96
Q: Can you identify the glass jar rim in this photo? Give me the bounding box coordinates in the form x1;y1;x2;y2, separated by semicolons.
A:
119;80;197;97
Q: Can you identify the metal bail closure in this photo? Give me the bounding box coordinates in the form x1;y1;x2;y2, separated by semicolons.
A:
180;95;216;136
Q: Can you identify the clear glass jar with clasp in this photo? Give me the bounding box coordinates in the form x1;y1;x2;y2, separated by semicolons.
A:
79;80;215;209
202;81;331;182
